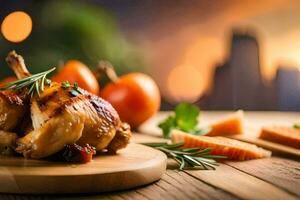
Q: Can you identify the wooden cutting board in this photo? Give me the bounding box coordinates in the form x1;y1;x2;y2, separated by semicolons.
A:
0;143;167;194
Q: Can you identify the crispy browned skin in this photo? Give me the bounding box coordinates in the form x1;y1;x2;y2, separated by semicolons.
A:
16;107;85;158
16;83;131;158
107;122;131;153
0;91;28;131
0;130;17;155
0;51;30;131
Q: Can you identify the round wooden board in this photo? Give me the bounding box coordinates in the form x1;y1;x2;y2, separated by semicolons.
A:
0;143;167;194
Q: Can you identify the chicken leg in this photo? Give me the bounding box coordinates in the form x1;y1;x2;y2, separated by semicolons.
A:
0;51;30;131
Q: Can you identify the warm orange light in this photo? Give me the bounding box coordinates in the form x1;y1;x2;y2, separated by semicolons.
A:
1;11;32;43
167;65;204;102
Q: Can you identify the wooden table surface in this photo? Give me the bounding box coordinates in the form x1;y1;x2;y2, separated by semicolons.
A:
1;111;300;200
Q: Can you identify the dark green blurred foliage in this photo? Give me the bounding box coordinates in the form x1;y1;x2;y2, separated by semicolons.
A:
0;0;143;79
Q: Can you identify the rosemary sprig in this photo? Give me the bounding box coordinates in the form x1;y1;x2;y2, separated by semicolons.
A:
0;67;55;97
142;142;225;170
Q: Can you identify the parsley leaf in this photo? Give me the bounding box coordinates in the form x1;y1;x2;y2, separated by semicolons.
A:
158;102;209;138
175;103;199;132
158;116;176;138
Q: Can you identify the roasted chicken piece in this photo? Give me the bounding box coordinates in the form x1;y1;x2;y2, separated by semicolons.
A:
17;107;85;158
10;53;131;159
0;130;17;155
0;51;30;131
0;90;27;131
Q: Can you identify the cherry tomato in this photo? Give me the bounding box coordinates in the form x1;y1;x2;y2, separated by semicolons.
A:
52;60;100;95
101;73;161;128
0;76;17;87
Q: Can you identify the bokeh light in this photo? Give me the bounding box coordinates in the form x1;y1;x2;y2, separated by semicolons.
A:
1;11;32;43
167;65;204;102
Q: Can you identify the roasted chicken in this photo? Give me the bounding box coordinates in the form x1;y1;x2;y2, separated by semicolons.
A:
1;51;131;160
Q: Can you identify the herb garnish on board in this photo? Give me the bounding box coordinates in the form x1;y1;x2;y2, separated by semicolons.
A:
158;103;210;138
143;142;225;170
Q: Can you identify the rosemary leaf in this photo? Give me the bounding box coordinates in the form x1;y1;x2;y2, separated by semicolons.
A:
45;79;52;85
179;157;185;170
141;142;169;147
28;83;35;96
181;147;202;152
40;75;46;91
35;81;40;96
142;142;225;170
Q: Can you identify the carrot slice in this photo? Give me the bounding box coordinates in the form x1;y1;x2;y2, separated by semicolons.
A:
259;126;300;149
206;110;244;136
171;130;271;160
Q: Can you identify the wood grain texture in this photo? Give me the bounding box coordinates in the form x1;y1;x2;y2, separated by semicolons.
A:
0;170;238;200
0;144;167;194
226;157;300;196
125;133;300;200
185;163;298;200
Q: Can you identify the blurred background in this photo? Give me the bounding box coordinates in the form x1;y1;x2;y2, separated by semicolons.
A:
1;0;300;111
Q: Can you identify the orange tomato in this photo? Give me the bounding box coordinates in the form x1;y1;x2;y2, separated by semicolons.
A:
101;73;161;128
0;76;17;87
52;60;100;95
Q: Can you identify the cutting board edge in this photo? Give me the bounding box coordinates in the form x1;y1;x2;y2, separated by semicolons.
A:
0;144;168;194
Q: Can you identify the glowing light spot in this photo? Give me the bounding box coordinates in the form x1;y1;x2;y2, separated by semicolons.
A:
1;11;32;43
167;65;204;102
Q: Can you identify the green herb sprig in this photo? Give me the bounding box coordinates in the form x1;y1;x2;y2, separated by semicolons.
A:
143;142;225;170
0;68;55;97
158;103;210;138
61;81;82;96
61;81;71;89
293;124;300;129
